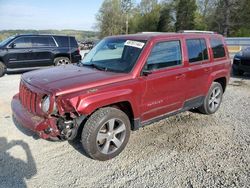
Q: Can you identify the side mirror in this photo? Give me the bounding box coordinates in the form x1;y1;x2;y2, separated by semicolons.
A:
142;69;152;76
10;43;16;48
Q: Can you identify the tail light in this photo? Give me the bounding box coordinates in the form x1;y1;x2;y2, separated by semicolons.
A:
77;47;80;55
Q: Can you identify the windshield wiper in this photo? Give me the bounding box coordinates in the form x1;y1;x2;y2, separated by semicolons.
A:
81;63;107;71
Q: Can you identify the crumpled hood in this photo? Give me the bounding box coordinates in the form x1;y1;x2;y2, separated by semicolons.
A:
22;64;128;95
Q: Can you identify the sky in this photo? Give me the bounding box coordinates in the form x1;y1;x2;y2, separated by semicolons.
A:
0;0;105;31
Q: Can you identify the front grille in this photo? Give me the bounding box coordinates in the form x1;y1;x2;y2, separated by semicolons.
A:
19;83;38;114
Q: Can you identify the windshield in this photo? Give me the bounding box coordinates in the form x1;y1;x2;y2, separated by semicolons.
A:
0;36;15;46
81;38;146;73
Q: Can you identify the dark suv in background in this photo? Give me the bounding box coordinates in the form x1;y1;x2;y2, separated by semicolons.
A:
0;34;81;77
233;47;250;75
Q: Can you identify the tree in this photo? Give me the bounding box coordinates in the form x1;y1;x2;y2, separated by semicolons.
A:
210;0;240;36
195;0;216;30
96;0;125;37
157;3;174;32
175;0;197;31
234;0;250;36
129;0;161;33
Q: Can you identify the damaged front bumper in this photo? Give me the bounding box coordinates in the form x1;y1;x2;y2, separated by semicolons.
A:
11;94;85;140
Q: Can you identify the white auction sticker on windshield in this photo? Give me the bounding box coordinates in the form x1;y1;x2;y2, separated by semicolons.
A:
125;40;145;49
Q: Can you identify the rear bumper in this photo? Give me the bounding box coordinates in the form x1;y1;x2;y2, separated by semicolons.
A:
72;54;82;63
11;94;59;139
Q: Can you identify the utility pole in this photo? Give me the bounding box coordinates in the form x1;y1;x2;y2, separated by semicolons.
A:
126;13;129;34
121;0;132;35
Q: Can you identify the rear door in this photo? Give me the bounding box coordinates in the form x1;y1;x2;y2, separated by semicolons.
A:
5;36;33;68
140;38;187;122
30;36;56;66
184;37;212;99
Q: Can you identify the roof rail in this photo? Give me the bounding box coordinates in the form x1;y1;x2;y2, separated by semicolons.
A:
178;30;215;34
138;32;163;34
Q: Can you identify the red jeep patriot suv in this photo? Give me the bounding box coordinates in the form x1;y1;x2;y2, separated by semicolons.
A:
12;31;231;160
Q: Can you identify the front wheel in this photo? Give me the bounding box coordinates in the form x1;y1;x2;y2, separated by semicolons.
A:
0;61;6;77
198;82;223;114
81;107;131;161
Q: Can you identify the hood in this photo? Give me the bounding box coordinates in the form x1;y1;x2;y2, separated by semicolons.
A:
22;64;129;95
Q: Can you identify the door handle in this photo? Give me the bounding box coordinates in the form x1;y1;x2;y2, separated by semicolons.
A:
26;50;33;52
176;74;185;80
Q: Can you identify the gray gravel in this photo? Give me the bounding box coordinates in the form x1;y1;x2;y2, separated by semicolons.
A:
0;73;250;188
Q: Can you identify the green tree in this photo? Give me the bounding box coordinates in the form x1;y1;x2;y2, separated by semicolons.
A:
157;2;174;32
229;0;250;36
129;0;161;33
209;0;241;36
96;0;125;37
175;0;197;31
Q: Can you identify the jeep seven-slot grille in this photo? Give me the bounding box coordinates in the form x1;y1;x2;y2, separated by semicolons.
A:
19;83;37;114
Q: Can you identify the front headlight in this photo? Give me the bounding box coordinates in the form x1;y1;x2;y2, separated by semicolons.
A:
41;96;50;113
41;95;57;113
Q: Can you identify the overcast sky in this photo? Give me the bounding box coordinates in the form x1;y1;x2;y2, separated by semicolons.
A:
0;0;105;30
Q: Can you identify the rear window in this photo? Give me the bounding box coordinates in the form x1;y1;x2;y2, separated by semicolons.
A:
186;39;208;63
211;38;226;58
53;36;78;47
31;36;56;47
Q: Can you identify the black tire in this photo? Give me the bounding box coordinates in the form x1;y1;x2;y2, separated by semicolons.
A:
232;65;244;76
81;107;131;161
0;61;6;77
198;82;223;115
54;57;71;66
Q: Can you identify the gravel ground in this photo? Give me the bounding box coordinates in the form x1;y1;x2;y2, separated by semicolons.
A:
0;73;250;188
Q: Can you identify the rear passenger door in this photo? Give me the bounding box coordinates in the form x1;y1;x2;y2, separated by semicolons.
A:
184;38;211;100
140;39;187;122
30;36;56;67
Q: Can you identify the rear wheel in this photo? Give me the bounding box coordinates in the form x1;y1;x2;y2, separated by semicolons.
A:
0;61;6;77
81;107;130;161
54;57;71;66
198;82;223;114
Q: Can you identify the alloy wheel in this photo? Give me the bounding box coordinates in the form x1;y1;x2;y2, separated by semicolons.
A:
96;118;126;155
208;86;222;112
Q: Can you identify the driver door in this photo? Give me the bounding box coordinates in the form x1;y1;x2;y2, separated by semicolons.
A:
140;39;187;122
5;36;34;68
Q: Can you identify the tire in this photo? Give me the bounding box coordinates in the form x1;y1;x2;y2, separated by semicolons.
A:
0;61;6;77
54;57;71;66
198;82;223;115
81;107;131;161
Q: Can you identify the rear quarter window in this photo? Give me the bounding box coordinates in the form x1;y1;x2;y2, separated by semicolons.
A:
53;36;78;47
211;37;226;58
